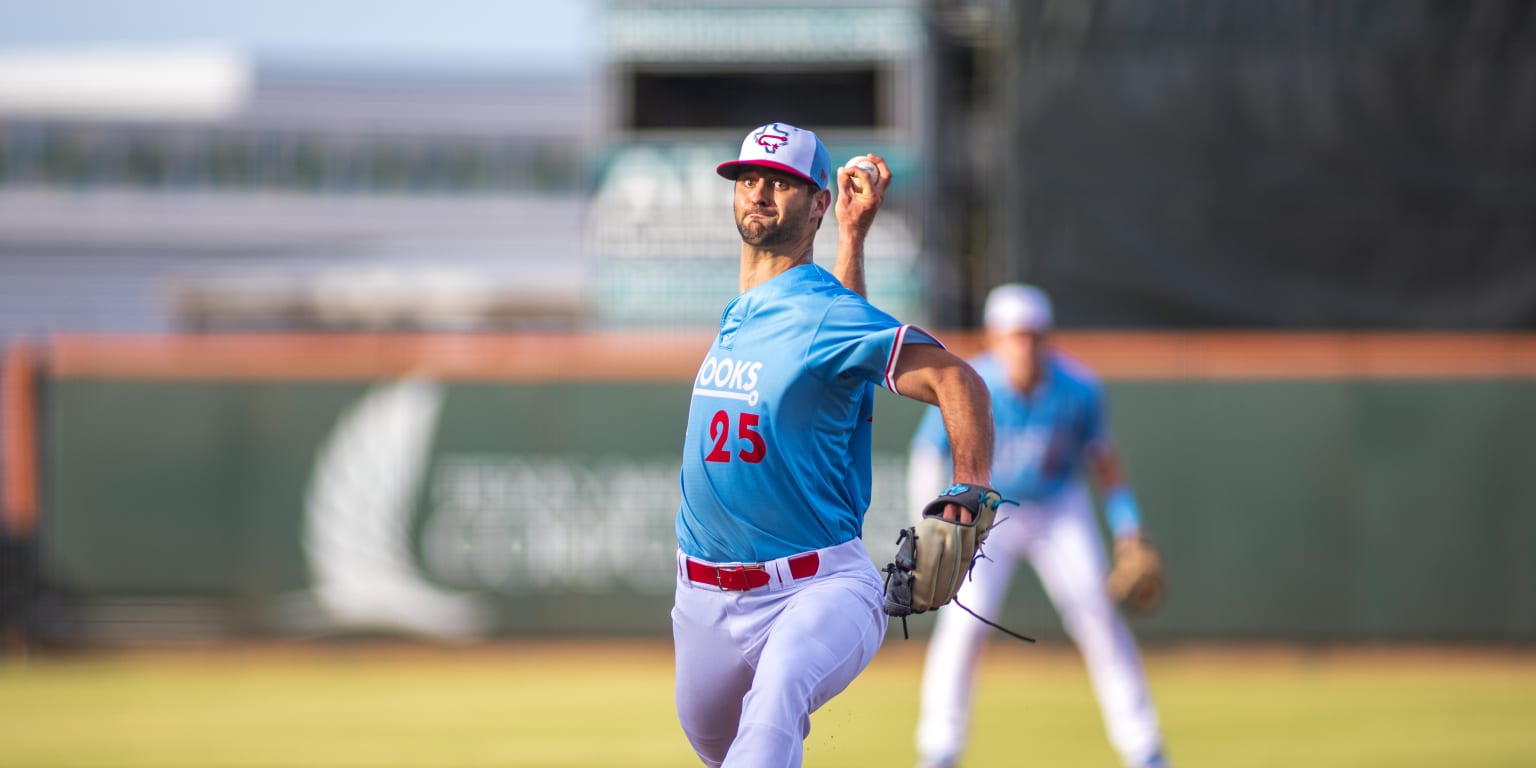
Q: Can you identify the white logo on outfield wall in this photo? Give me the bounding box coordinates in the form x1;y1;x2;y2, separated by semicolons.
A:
421;455;681;595
284;376;916;637
300;378;490;639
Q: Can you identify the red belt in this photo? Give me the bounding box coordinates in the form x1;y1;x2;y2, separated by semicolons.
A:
686;553;820;591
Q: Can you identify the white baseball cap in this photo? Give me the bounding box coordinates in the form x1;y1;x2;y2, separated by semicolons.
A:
716;122;833;190
984;283;1054;333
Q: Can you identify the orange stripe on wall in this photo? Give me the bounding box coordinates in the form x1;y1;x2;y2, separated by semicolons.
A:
47;332;717;382
2;341;39;537
1045;332;1536;380
41;331;1536;382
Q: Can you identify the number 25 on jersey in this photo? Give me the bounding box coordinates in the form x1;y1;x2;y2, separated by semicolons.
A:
706;410;766;464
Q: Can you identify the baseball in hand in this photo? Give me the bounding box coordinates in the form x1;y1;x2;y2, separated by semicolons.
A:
844;155;878;192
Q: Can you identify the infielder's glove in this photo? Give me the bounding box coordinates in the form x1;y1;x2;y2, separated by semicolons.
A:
1106;532;1166;614
882;483;1013;617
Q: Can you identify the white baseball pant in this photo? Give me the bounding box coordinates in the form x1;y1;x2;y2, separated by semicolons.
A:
673;537;888;767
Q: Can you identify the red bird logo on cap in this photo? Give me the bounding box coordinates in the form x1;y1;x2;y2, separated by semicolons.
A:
754;124;790;154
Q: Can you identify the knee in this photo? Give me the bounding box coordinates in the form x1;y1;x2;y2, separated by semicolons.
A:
678;698;741;766
680;718;735;767
684;734;731;768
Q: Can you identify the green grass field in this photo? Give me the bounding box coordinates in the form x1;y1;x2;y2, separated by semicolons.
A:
2;640;1533;767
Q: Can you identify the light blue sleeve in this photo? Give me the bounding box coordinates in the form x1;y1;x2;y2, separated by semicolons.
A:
806;296;940;388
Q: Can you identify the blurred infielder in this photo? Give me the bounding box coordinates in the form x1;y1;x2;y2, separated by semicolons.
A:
910;284;1171;768
672;121;997;767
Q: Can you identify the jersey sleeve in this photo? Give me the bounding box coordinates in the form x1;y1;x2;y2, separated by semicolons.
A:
806;296;942;390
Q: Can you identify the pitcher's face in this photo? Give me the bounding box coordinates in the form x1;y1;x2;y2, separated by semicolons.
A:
733;169;825;248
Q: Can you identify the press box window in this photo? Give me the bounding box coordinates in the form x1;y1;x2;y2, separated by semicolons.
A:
627;69;882;130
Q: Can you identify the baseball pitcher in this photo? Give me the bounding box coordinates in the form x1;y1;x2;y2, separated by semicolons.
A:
671;121;997;768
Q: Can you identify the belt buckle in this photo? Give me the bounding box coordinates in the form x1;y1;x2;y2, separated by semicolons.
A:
716;564;757;591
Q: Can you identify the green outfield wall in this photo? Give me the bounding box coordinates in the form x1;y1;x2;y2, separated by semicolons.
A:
36;375;1536;643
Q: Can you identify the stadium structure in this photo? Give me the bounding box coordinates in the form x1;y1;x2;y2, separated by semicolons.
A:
0;46;599;337
0;0;982;339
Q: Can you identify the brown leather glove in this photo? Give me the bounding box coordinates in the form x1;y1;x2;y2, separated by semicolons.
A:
1106;532;1166;614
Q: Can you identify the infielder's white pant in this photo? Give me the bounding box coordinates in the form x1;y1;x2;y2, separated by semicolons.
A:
916;485;1165;768
673;538;888;768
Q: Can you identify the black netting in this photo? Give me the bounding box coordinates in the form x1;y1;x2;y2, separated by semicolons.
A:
987;0;1536;328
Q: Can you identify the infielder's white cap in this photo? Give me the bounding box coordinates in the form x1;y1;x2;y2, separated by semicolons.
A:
984;283;1054;333
717;122;834;190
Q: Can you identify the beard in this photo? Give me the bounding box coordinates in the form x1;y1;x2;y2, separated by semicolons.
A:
736;208;811;248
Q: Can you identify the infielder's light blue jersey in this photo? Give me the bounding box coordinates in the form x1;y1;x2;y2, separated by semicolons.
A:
677;264;940;563
913;351;1106;503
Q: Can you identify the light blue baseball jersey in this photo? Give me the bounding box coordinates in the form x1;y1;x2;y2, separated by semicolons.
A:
677;264;941;563
912;350;1107;503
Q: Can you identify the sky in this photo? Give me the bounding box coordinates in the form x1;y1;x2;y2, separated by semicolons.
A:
0;0;601;73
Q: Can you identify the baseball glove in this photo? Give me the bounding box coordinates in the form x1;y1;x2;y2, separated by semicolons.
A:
1106;532;1166;614
882;483;1012;617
